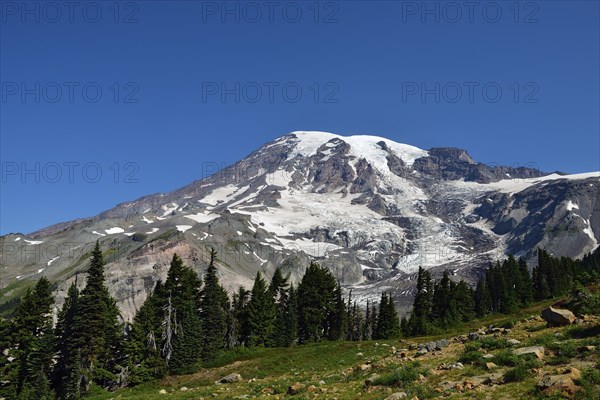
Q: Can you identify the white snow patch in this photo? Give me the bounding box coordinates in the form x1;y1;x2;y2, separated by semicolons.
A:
237;231;243;236
161;203;179;217
199;185;239;206
565;200;579;211
176;225;193;233
37;268;44;274
464;172;600;194
253;251;268;265
146;228;159;234
24;239;44;245
47;256;59;266
92;231;106;237
123;232;135;236
185;212;219;224
105;227;125;234
14;237;20;241
142;216;153;224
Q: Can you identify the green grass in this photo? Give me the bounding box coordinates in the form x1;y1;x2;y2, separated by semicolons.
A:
503;365;530;383
371;361;424;387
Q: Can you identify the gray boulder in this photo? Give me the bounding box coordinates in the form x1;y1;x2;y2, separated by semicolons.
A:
541;306;576;327
513;346;545;359
218;373;242;384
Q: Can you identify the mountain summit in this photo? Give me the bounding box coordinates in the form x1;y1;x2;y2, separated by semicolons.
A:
2;131;599;318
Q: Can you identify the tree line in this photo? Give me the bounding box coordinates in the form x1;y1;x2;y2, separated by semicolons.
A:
0;242;598;399
405;248;600;336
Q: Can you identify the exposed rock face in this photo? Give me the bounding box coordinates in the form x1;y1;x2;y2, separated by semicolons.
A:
541;307;577;327
1;131;598;320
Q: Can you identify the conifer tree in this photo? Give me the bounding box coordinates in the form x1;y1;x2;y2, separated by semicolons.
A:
70;242;125;393
281;285;298;347
431;270;453;326
409;267;432;335
10;278;55;399
374;292;400;339
269;268;294;347
127;280;167;385
231;286;251;346
362;299;373;341
53;282;82;399
453;280;475;322
199;248;230;360
517;257;534;305
246;272;275;347
297;263;338;342
328;282;347;341
164;254;203;373
474;277;491;317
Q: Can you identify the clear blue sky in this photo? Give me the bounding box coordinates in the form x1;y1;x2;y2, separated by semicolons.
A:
1;0;599;235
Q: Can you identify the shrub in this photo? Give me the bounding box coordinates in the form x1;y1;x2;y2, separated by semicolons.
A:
479;337;510;350
131;232;147;242
547;340;580;365
458;351;485;366
493;350;520;367
500;320;516;329
576;366;600;400
503;365;530;382
372;362;423;387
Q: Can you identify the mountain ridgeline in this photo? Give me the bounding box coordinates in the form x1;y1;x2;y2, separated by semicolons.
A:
1;131;599;320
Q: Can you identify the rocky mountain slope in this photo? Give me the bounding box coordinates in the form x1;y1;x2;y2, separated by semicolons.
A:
1;131;598;319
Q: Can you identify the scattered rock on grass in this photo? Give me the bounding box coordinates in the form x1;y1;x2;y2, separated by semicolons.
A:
218;373;242;384
537;375;577;397
541;306;576;326
513;346;545;359
287;382;305;395
385;392;407;399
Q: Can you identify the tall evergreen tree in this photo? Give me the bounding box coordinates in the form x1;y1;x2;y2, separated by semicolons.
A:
246;272;275;347
328;283;347;341
474;277;491;317
164;254;203;373
126;280;167;385
431;270;453;326
517;257;534;305
409;267;432;335
362;299;373;341
231;286;251;346
10;278;55;399
280;285;298;347
374;292;400;339
454;280;475;322
199;248;230;360
53;282;82;399
297;263;338;343
70;242;125;393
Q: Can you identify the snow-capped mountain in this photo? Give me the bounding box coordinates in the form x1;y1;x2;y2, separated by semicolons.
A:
2;131;599;318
